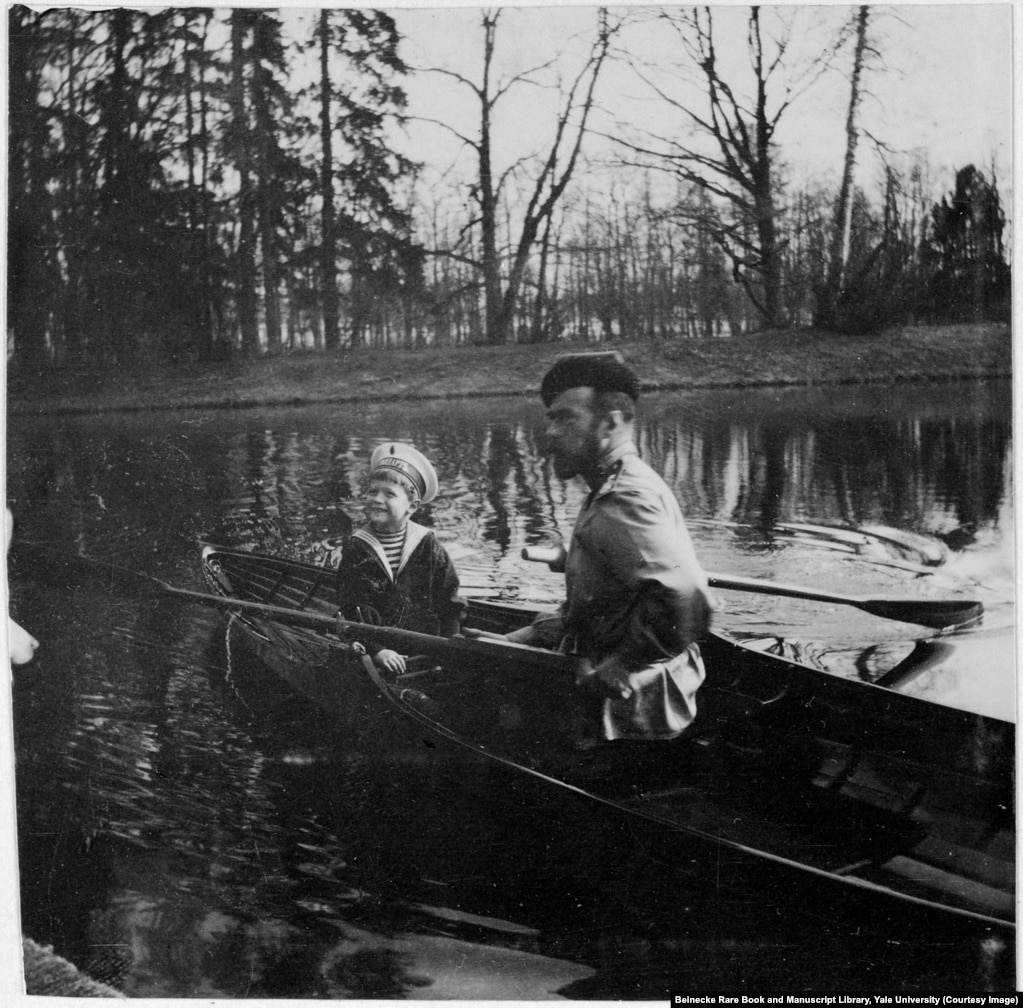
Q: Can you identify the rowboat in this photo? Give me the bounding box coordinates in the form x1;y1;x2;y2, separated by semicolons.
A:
199;545;1015;938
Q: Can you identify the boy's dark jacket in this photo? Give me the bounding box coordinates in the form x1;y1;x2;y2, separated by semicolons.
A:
335;521;465;637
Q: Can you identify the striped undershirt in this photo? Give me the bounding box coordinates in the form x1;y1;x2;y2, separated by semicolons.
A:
370;527;406;574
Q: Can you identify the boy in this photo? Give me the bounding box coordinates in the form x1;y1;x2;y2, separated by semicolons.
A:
334;443;465;676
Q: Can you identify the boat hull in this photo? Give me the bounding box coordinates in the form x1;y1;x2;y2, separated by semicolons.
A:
200;546;1015;938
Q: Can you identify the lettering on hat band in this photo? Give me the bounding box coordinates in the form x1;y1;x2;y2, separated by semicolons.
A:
373;457;426;497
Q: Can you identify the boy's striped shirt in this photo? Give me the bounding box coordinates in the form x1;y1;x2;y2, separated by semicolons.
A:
370;527;406;575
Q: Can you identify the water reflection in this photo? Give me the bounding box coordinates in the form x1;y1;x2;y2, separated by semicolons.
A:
10;383;1009;566
7;379;1013;995
11;382;1011;691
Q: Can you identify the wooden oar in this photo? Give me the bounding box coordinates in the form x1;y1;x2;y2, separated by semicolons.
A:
706;573;982;630
521;546;982;630
23;547;574;678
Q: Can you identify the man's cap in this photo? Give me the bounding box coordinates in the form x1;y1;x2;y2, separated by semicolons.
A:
370;442;439;504
540;351;640;407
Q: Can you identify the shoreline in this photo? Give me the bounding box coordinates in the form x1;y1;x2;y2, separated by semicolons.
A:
8;368;1010;420
8;322;1011;418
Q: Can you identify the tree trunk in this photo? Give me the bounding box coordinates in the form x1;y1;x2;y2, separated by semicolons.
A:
196;11;219;360
252;18;281;355
754;175;785;329
231;13;260;355
318;10;342;351
182;13;212;361
478;15;504;344
750;11;785;330
820;5;869;327
527;213;553;342
96;9;134;364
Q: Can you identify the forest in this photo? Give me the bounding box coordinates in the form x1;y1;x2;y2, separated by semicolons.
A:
7;5;1012;369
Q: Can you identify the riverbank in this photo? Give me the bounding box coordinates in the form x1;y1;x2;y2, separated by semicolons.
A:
8;322;1011;417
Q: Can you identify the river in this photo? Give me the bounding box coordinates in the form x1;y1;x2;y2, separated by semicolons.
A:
6;378;1014;996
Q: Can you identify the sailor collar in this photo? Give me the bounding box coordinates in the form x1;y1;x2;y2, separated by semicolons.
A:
353;521;431;581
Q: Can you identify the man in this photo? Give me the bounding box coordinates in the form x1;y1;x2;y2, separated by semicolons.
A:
519;352;714;744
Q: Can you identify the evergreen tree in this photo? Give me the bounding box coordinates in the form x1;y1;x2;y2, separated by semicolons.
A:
88;7;205;364
9;6;212;366
8;5;63;367
250;10;299;355
227;9;261;355
171;7;229;361
924;165;1010;322
307;9;420;349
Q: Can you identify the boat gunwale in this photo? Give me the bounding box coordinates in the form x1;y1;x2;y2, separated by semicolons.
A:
200;544;1014;731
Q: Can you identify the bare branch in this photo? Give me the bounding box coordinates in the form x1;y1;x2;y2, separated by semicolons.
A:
416;64;483;100
602;127;755;201
490;56;559;104
495;154;536;200
422;247;482;271
404;113;478;152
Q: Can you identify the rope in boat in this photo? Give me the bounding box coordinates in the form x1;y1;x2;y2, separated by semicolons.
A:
224;613;236;687
224;612;256;712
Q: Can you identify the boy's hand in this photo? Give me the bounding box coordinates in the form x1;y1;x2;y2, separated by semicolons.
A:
373;649;406;675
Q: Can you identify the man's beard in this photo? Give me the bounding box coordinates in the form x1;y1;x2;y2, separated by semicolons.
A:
550;429;602;481
551;455;578;480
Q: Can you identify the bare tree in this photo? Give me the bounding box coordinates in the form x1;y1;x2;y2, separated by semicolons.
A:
416;9;614;344
617;6;846;330
817;5;871;328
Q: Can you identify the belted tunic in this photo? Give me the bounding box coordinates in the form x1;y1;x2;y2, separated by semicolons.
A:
562;442;713;741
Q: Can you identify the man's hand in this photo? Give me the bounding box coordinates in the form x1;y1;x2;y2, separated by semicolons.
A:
373;649;406;675
461;625;543;645
461;627;509;641
574;655;633;700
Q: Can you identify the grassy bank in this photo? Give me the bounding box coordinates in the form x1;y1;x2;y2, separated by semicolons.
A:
8;322;1011;417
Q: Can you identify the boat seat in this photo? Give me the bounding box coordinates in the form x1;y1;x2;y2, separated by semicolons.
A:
864;855;1015;921
905;835;1014;893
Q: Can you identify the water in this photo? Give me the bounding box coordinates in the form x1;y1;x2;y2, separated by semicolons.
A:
7;379;1014;995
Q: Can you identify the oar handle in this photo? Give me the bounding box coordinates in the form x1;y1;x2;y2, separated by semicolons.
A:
521;543;981;630
521;545;566;571
706;573;857;606
524;550;865;606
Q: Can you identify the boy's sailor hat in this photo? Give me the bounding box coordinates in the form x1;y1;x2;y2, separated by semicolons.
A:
370;442;439;504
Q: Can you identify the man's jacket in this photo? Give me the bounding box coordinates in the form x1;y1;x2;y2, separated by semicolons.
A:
563;444;713;671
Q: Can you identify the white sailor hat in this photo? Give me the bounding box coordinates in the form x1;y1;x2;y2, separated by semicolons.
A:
369;442;439;504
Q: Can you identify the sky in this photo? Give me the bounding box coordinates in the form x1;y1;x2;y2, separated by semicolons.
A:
385;3;1012;205
27;2;1008;209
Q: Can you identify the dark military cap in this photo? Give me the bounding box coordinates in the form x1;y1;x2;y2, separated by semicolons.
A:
540;351;640;407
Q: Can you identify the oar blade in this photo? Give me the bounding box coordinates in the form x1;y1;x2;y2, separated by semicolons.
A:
858;596;984;630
